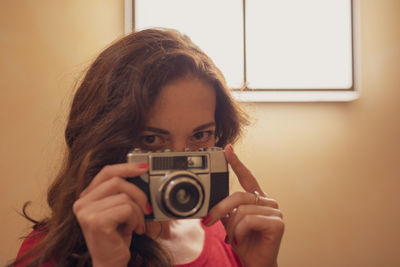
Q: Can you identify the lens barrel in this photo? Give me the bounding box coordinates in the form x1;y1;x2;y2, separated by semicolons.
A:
162;173;204;218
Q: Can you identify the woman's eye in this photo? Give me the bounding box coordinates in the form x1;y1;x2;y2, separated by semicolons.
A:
191;131;214;142
193;132;205;140
143;135;156;144
140;135;164;147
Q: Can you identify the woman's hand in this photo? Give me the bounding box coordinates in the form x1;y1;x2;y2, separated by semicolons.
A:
204;145;284;267
72;163;152;267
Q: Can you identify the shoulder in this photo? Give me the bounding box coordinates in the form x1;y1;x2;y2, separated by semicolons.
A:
16;228;53;267
17;229;47;256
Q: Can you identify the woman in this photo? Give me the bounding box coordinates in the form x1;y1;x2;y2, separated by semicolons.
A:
12;28;284;267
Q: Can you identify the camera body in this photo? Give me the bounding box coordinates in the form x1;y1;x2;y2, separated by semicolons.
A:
126;147;229;221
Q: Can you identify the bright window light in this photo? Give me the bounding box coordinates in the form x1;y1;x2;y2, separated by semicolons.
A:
126;0;360;102
135;0;244;89
246;0;353;89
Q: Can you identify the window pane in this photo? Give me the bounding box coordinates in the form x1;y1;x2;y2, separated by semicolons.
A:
135;0;244;89
246;0;353;89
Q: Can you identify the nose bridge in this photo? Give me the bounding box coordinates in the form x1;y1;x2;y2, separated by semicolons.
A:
171;136;187;152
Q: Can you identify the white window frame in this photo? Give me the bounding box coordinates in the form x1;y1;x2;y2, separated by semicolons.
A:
124;0;361;102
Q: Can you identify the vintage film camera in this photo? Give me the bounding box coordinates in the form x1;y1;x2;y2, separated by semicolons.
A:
126;147;229;221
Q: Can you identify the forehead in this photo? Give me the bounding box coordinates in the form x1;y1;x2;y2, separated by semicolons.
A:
147;76;216;130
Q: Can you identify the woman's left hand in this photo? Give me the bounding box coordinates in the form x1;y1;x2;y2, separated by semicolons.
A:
204;144;284;267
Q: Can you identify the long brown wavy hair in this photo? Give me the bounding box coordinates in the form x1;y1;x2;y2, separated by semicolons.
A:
10;28;249;267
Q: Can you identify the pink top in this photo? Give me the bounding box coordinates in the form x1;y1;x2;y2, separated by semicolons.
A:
176;221;242;267
16;221;242;267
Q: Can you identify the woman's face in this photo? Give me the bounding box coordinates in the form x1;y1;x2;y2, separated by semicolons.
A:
139;76;216;152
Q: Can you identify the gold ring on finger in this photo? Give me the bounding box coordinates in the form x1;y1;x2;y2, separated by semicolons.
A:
253;190;260;205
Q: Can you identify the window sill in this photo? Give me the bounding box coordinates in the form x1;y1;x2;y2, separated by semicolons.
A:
231;90;360;102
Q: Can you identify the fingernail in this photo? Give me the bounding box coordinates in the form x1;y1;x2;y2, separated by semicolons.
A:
227;144;234;152
201;215;211;225
138;163;148;169
146;202;153;213
224;235;230;244
234;237;238;246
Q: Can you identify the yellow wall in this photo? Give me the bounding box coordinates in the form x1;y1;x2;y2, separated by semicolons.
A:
1;0;399;266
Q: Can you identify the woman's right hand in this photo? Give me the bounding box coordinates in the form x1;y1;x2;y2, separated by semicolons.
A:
72;163;152;267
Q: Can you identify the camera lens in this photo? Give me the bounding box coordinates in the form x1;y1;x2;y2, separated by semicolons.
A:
162;174;204;218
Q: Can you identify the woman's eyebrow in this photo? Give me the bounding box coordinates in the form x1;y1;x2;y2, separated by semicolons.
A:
143;127;169;135
192;122;216;132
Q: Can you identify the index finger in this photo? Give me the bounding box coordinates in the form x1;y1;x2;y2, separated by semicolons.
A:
80;162;149;197
224;144;266;197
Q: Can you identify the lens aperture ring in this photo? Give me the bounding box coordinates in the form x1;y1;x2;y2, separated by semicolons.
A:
162;173;204;218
